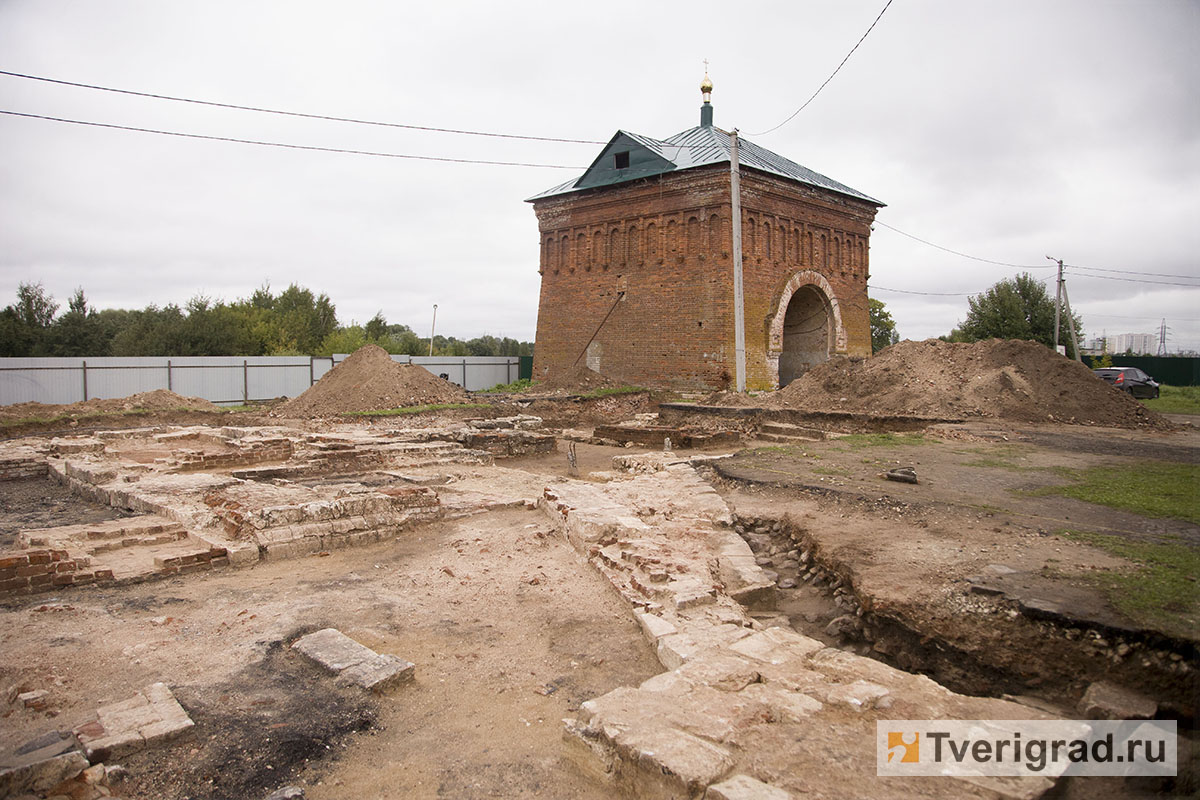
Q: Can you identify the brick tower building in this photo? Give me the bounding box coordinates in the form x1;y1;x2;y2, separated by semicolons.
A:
527;75;884;391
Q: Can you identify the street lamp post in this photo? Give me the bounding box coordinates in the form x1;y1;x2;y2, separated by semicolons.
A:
429;304;438;357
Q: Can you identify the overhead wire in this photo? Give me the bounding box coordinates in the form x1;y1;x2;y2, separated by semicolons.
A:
0;109;583;169
874;221;1053;269
1065;264;1199;281
748;0;895;136
1063;270;1199;288
0;68;605;145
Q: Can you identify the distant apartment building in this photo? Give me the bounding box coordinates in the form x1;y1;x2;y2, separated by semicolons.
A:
1084;332;1157;354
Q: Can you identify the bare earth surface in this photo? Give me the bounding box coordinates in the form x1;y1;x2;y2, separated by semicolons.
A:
1;508;661;800
1;349;1196;799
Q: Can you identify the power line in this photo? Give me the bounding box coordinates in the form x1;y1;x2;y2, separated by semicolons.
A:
1065;270;1199;288
868;285;977;297
874;221;1055;269
870;273;1053;297
1066;263;1199;281
748;0;895;136
1084;313;1200;322
877;222;1198;284
0;68;605;145
0;109;582;169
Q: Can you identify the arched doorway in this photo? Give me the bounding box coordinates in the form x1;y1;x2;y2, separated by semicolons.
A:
766;270;847;389
778;285;832;387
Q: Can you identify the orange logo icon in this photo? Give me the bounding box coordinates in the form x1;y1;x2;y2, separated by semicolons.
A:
887;731;920;763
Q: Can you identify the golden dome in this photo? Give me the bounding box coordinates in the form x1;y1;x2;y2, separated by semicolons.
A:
701;74;713;94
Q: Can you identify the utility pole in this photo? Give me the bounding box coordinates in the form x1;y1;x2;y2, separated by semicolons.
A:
1158;319;1167;356
1047;256;1063;353
428;303;438;357
731;129;746;392
1060;281;1082;363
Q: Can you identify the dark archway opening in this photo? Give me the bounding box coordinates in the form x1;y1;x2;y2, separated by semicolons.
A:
779;285;832;388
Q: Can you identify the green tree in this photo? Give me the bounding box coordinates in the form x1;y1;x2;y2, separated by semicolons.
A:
365;312;388;342
45;289;101;356
868;299;900;354
956;273;1083;357
274;284;337;354
0;282;59;356
315;325;368;357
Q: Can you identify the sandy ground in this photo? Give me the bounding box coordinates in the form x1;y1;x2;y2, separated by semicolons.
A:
2;410;1196;798
1;508;662;800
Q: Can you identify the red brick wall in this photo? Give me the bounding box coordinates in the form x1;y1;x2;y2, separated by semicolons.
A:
531;163;879;390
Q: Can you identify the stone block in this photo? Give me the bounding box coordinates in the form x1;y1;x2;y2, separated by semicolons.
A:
1078;681;1157;720
707;774;792;800
81;729;145;762
822;680;891;712
0;731;88;797
293;628;415;693
635;611;677;643
293;629;377;672
79;682;193;761
739;684;823;722
614;724;734;794
729;628;824;666
657;633;700;670
338;654;415;693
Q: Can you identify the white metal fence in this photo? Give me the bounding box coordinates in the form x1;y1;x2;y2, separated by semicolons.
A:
0;355;521;406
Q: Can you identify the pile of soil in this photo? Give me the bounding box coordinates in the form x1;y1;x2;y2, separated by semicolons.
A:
276;344;468;417
0;389;218;423
769;339;1169;429
532;364;628;396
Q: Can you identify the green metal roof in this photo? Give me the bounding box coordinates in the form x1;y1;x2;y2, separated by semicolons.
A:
527;124;884;207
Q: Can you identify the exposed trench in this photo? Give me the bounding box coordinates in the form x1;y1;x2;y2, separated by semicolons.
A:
725;510;1197;722
725;508;1199;796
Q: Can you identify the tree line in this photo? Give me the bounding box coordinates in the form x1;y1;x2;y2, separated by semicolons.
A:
938;273;1084;358
0;283;533;359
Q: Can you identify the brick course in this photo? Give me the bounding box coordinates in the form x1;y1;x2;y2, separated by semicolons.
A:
530;162;879;390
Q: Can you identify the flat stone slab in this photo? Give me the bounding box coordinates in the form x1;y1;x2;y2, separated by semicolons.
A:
292;628;415;692
0;731;89;797
708;775;792;800
73;682;193;762
1078;680;1158;720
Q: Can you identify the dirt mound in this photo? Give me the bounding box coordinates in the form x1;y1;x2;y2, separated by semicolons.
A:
533;364;627;396
276;344;468;417
0;389;218;422
767;339;1169;428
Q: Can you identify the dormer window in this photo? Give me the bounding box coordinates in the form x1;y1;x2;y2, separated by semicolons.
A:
613;151;630;170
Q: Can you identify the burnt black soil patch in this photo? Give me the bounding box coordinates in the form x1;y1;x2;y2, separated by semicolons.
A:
119;637;377;800
0;476;134;548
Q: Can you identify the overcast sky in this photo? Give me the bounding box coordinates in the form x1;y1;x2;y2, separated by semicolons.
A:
1;1;1197;351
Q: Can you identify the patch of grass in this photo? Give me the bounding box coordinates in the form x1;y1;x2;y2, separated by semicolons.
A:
1058;529;1199;637
957;444;1032;470
964;456;1028;470
837;432;935;449
745;445;802;456
1142;384;1200;416
0;407;215;430
1025;462;1199;524
483;378;534;393
581;385;647;399
344;403;493;417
